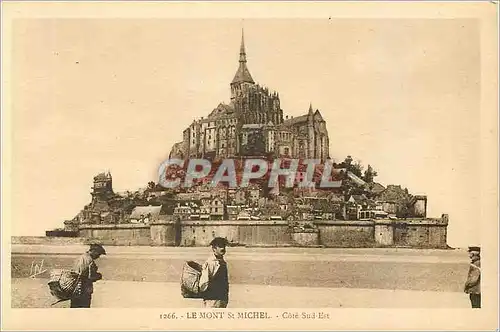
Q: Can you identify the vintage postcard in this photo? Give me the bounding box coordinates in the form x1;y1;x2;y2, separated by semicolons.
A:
1;1;498;331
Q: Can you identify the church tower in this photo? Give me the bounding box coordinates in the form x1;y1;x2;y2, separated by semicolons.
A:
230;29;255;101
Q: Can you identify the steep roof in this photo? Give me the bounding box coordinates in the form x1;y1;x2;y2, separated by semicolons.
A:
231;29;254;84
314;110;324;121
169;141;184;159
208;103;234;118
347;172;366;186
349;194;368;203
282;114;308;127
232;63;254;84
348;194;376;206
130;205;162;220
281;108;324;128
376;185;409;202
365;182;386;194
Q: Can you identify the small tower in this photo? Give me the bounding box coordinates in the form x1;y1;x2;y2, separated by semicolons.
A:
308;103;314;118
91;171;114;201
307;103;315;158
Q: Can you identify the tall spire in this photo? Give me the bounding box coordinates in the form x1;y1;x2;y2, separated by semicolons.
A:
232;29;254;85
239;28;247;63
308;103;314;115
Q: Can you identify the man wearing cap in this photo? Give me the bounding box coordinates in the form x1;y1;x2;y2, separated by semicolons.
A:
464;246;481;308
70;243;106;308
199;237;229;308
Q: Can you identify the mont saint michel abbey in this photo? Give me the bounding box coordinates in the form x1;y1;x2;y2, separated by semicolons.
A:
44;30;448;250
169;31;330;161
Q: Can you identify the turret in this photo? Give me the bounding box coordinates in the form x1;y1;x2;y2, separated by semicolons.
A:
308;103;315;158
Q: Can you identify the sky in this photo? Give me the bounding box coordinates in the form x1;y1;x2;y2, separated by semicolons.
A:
7;18;483;247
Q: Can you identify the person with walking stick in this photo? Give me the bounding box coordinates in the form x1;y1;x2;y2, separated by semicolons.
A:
464;246;481;308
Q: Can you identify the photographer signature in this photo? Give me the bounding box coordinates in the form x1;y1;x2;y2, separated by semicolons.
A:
29;259;47;278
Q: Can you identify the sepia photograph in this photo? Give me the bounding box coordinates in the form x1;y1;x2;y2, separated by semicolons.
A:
1;1;498;331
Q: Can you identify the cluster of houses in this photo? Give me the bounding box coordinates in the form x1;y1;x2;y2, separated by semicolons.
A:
167;184;427;223
60;169;428;235
155;170;428;223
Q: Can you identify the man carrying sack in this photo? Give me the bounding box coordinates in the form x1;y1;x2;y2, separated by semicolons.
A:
70;243;106;308
199;237;229;308
464;246;481;308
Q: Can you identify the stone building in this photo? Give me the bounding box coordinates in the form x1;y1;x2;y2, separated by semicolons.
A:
169;31;330;160
91;171;114;201
66;172;129;227
83;172;119;224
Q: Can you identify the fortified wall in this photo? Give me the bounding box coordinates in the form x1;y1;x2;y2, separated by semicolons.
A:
73;215;449;248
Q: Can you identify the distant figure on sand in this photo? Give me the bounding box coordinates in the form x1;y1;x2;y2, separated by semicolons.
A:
199;237;229;308
71;243;106;308
464;246;481;308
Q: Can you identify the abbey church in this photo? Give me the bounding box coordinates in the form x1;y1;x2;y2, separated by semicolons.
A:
169;31;330;161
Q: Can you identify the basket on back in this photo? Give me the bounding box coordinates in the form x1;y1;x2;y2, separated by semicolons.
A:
48;269;82;303
180;261;203;298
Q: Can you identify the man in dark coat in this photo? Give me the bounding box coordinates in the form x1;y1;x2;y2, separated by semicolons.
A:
464;246;481;308
199;237;229;308
71;243;106;308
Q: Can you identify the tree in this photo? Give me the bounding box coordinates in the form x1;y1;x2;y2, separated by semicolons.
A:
363;165;378;183
351;160;364;178
338;156;363;177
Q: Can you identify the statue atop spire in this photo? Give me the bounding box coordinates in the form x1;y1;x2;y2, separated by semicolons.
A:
231;28;254;85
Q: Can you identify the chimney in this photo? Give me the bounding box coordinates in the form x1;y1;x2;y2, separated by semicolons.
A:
286;116;289;120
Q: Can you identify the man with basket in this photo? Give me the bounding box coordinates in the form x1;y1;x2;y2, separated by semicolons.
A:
198;237;230;308
70;243;106;308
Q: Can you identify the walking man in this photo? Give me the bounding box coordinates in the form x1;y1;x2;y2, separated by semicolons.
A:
199;237;229;308
464;246;481;308
71;243;106;308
